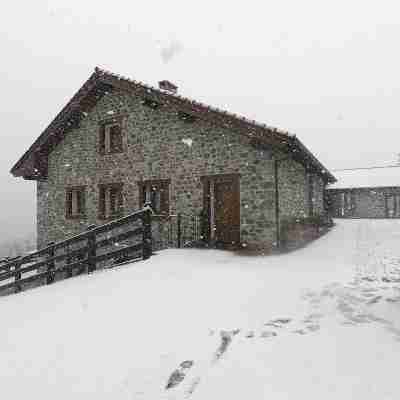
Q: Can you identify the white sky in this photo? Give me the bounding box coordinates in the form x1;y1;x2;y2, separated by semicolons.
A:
1;0;400;239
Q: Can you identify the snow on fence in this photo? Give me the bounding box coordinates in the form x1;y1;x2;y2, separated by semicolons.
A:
0;208;152;296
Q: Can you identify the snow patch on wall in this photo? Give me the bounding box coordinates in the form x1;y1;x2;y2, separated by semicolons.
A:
182;138;193;147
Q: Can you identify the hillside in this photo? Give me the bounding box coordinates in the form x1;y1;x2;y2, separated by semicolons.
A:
1;219;400;399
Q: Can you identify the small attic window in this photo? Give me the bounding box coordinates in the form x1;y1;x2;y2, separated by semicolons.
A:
99;119;124;155
177;111;197;123
141;97;162;109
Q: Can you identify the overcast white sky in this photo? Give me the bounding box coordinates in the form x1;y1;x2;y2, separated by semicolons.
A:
1;0;400;241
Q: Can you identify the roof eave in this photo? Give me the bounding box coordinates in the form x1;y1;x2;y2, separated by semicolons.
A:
10;67;336;184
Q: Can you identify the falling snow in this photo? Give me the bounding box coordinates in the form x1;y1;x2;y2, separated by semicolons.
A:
182;138;193;147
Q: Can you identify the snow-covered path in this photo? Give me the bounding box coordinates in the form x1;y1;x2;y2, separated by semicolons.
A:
0;220;400;399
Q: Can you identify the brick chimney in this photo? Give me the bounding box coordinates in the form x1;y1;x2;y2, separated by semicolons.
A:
158;80;178;94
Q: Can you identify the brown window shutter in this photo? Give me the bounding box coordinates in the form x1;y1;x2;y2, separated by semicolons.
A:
78;189;86;216
99;124;106;154
118;187;124;215
109;187;117;215
98;186;106;219
160;183;169;214
110;125;123;153
66;189;73;218
138;184;145;208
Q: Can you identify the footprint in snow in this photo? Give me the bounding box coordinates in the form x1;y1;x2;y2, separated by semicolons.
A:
293;323;320;335
386;296;400;303
264;318;292;328
367;296;382;305
165;360;194;390
213;329;239;362
260;330;277;338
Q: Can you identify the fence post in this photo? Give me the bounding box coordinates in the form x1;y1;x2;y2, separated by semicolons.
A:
87;225;97;273
142;209;152;260
14;257;22;293
66;242;73;278
46;242;55;285
177;213;182;248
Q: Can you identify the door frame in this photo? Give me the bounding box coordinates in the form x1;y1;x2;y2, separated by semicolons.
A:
200;173;241;246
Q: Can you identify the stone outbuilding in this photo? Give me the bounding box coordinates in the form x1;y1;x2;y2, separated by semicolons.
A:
11;68;335;251
327;167;400;218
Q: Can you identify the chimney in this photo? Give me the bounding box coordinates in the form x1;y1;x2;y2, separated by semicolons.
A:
158;80;178;94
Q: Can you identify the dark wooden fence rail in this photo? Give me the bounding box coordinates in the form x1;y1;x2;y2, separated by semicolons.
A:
0;208;152;295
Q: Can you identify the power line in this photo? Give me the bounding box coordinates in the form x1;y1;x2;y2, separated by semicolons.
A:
332;164;400;172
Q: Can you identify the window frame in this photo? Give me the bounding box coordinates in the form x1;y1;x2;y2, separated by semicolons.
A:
65;186;86;220
98;182;124;220
385;192;400;218
137;179;170;216
99;116;125;155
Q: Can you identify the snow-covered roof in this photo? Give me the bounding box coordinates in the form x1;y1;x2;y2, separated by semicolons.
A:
328;166;400;189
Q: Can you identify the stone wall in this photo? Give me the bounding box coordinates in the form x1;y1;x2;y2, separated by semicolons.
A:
327;187;400;218
278;160;324;220
37;87;327;251
37;181;49;249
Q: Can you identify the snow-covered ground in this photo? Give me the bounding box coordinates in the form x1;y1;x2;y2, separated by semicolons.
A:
1;219;400;399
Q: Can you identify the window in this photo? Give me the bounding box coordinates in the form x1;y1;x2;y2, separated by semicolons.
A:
386;193;400;218
341;191;356;216
66;186;86;219
138;179;170;215
340;193;345;216
98;183;124;219
99;119;123;154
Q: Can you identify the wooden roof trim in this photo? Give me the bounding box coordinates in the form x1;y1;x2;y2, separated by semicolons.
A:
10;67;336;183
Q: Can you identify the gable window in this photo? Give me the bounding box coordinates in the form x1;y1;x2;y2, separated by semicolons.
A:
99;119;123;154
66;186;86;219
98;183;124;219
138;179;170;215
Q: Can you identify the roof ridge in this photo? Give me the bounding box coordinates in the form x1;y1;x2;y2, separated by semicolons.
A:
94;66;295;139
11;66;335;183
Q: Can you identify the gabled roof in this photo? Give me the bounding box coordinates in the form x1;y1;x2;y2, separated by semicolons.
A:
10;67;336;183
328;166;400;190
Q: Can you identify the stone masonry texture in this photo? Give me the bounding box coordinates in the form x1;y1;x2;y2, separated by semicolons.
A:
36;87;326;250
327;187;400;219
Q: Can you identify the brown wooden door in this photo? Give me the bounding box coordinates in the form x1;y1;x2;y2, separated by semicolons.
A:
208;175;240;246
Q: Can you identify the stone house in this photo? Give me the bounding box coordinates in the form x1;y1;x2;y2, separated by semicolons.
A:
327;167;400;218
11;68;335;251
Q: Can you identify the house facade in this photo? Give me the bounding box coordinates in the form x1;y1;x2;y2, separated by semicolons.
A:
11;68;335;251
327;167;400;218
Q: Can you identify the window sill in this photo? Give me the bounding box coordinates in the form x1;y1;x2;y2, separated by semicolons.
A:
99;150;124;156
66;214;87;220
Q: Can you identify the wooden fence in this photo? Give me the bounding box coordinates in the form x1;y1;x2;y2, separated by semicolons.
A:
0;208;152;295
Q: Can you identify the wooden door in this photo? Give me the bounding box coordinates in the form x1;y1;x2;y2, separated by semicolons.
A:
202;174;240;247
